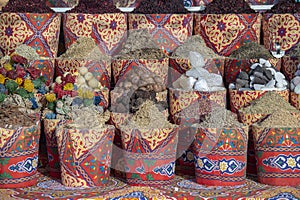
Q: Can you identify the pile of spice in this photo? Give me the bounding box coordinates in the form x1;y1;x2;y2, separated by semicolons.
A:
239;92;299;114
268;0;300;13
3;0;53;13
14;45;40;61
121;100;173;129
133;0;187;14
66;105;110;129
229;42;273;60
291;64;300;94
0;104;37;129
193;107;245;128
115;48;166;59
172;51;224;91
113;0;137;8
229;59;288;91
255;110;300;128
68;0;119;13
201;0;255;14
111;67;166;113
60;37;110;61
172;35;220;59
118;29;160;55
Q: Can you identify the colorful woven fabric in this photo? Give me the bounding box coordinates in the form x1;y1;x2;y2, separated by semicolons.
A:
63;13;127;57
263;14;300;52
169;88;227;121
193;127;248;186
0;118;40;188
252;127;300;186
0;13;61;58
194;14;261;56
56;126;115;187
128;14;193;55
120;127;178;186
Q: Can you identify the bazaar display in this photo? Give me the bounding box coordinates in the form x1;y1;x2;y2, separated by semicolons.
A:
0;0;300;199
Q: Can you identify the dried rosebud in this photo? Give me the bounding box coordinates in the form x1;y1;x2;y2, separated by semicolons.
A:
64;73;76;84
11;54;28;65
0;68;7;76
6;70;17;80
15;66;27;78
26;67;41;79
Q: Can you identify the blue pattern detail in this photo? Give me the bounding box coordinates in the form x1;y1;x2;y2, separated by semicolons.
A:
136;165;145;174
181;149;195;163
268;192;299;200
9;156;38;173
153;162;175;177
263;154;300;171
112;191;148;200
194;156;216;172
184;0;193;7
194;156;246;174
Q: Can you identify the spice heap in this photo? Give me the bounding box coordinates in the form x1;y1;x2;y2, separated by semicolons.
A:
194;107;244;128
229;42;273;60
111;67;166;113
3;0;53;13
255;110;300;128
68;0;120;13
122;100;173;129
115;48;165;60
66;106;110;129
239;92;299;114
269;0;300;13
201;0;255;14
119;29;159;54
114;0;137;8
14;45;40;61
133;0;187;14
0;104;36;129
229;59;288;91
173;51;224;91
291;64;300;94
60;37;110;61
172;35;220;59
115;29;165;60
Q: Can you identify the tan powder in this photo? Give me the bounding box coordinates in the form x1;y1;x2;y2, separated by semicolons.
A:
256;111;300;128
124;100;173;129
195;107;244;128
60;37;110;61
239;92;299;114
172;35;220;59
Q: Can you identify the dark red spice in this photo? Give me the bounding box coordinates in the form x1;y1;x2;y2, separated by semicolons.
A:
268;0;300;13
68;0;120;14
2;0;53;13
201;0;255;14
133;0;188;14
